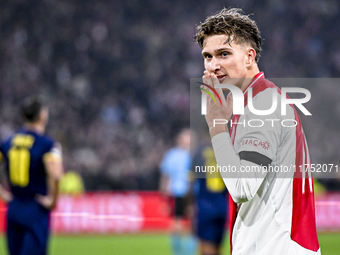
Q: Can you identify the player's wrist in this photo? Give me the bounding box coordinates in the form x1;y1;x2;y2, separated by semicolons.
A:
209;124;228;137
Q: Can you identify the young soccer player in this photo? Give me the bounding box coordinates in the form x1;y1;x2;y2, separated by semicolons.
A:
0;95;63;255
195;8;320;254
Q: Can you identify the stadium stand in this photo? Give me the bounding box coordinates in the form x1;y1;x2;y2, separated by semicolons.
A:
0;0;339;191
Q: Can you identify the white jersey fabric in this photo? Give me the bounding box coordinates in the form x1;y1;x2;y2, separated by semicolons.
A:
211;72;320;255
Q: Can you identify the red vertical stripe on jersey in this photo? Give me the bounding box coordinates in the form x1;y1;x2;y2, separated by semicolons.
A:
291;109;320;251
228;193;238;254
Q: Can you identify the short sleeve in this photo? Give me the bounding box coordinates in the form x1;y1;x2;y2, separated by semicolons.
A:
43;141;62;163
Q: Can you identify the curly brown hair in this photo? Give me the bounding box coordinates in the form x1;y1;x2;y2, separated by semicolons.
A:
194;8;262;62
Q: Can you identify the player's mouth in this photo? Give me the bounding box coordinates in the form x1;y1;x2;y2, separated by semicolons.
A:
216;75;227;83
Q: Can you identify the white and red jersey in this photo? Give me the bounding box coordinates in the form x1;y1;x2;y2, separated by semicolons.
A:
211;72;320;254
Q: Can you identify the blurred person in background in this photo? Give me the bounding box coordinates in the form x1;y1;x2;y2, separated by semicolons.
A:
59;170;84;196
160;128;197;255
0;95;64;255
191;131;228;255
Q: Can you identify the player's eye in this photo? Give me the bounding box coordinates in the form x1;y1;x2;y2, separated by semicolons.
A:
204;54;212;60
221;51;229;57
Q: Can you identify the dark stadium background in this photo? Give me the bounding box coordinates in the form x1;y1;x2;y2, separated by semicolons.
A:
0;0;339;254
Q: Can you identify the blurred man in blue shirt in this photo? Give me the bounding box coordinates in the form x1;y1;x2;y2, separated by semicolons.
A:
160;128;196;255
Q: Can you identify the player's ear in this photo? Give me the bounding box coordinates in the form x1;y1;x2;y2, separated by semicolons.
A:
245;48;256;67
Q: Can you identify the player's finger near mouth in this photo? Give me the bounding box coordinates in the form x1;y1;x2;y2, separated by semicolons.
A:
202;76;210;90
201;74;218;104
210;73;219;87
201;75;208;95
200;75;206;92
200;85;206;95
211;73;225;101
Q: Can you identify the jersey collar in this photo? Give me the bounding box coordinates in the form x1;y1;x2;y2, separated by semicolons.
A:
243;72;265;94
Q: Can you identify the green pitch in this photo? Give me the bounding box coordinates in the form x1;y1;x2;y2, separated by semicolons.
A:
0;232;339;254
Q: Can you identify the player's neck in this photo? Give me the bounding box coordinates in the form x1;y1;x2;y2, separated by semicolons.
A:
24;122;45;134
240;65;261;92
178;145;190;152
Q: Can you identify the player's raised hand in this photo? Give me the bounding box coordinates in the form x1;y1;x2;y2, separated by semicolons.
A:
201;71;233;136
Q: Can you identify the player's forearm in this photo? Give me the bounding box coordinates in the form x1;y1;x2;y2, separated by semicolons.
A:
211;132;266;203
209;124;228;137
35;177;60;210
48;177;59;209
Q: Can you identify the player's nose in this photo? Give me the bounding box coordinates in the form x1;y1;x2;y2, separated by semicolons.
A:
207;57;221;72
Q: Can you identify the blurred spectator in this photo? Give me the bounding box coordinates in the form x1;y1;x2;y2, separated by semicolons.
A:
59;171;85;196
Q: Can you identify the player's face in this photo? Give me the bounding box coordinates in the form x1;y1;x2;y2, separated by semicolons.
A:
202;34;251;88
178;131;191;151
